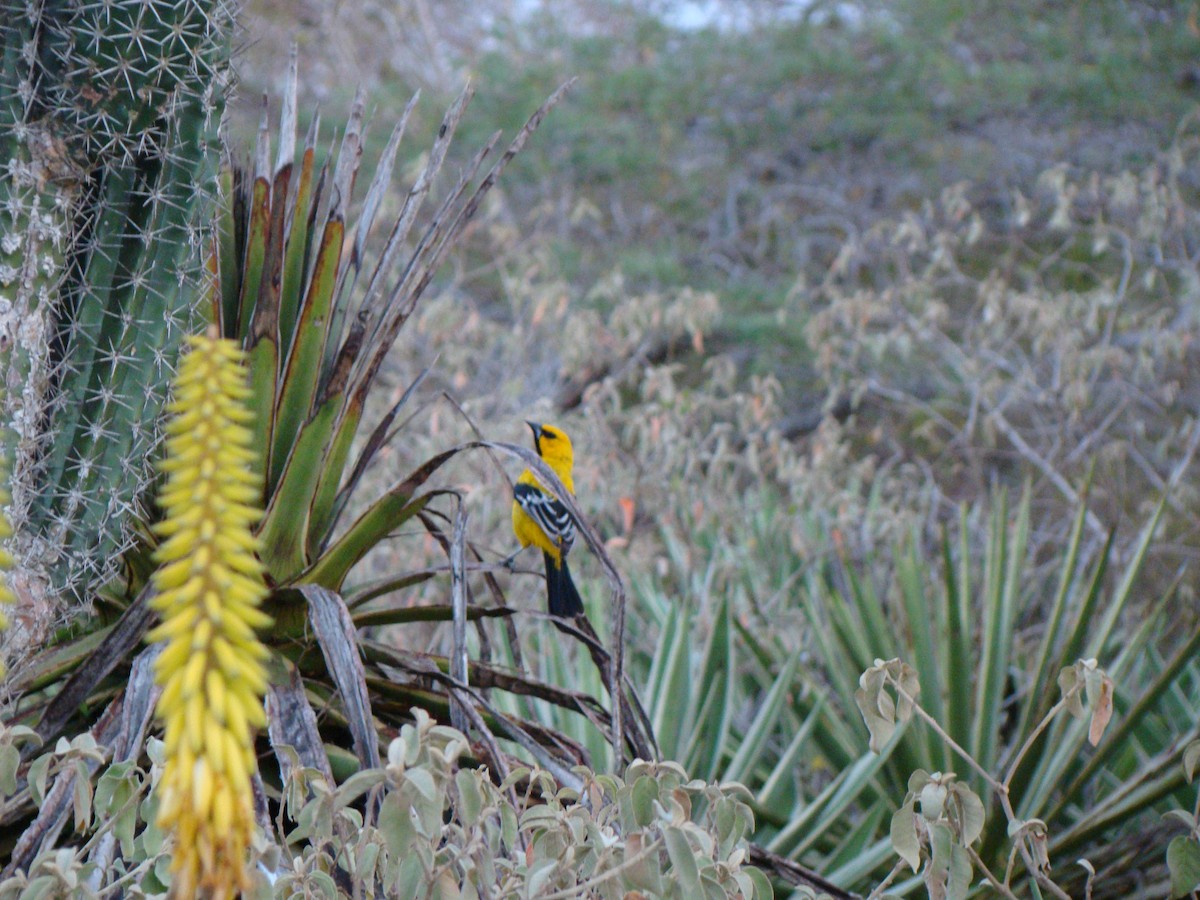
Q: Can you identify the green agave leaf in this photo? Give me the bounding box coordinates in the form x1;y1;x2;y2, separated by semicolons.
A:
1053;530;1113;679
258;396;340;581
301;448;463;589
756;697;825;815
1013;483;1089;744
238;111;271;342
1048;750;1191;859
971;489;1027;779
215;159;241;333
825;803;888;873
1001;531;1118;832
1083;496;1166;661
8;627;114;696
270;213;344;492
804;564;921;782
1014;499;1166;820
723;652;801;787
645;601;691;763
270;86;362;488
253;260;289;488
823;836;898;890
278;114;318;355
245;336;279;484
306;373;363;555
259;119;292;336
1048;602;1200;820
312;365;433;556
943;507;972;759
839;561;891;667
238;139;277;478
897;535;945;772
801;745;909;859
687;591;735;780
523;615;611;766
768;748;897;858
730;601;780;675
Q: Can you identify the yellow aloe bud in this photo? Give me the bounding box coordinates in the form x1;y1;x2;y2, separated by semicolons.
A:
149;332;270;899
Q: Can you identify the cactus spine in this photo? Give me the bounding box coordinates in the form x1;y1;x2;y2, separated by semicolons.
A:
1;0;233;598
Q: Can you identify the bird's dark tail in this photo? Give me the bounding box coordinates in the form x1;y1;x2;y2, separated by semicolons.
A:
544;552;584;617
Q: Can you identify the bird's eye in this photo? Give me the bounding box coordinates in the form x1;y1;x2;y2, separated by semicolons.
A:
541;432;556;440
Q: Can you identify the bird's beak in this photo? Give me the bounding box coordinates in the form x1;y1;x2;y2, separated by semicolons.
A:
525;420;542;438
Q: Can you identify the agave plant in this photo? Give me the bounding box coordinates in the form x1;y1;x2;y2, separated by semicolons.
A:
629;484;1200;896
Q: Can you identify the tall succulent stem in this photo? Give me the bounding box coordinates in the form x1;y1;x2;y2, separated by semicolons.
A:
1;0;233;597
0;2;83;538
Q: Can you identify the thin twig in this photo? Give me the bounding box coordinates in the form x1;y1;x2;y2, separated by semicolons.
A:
886;674;1004;796
449;502;470;735
864;859;909;900
967;845;1021;899
1001;694;1075;792
537;837;663;899
988;408;1107;542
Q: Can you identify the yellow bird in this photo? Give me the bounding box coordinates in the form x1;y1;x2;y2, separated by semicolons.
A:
511;421;584;617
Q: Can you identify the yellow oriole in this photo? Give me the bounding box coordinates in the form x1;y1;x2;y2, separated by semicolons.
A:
511;421;584;617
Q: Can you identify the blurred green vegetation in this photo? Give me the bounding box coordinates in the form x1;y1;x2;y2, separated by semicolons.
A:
308;0;1193;391
236;0;1199;390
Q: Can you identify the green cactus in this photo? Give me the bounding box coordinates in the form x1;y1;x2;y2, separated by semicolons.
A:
0;2;84;550
1;0;232;596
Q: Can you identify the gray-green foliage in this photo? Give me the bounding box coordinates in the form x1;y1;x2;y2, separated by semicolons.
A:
277;711;769;898
805;150;1200;607
0;0;232;597
0;711;772;899
1166;739;1200;899
627;485;1200;895
887;769;984;897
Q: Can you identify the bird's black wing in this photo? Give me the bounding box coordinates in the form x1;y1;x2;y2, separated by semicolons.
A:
514;481;576;554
